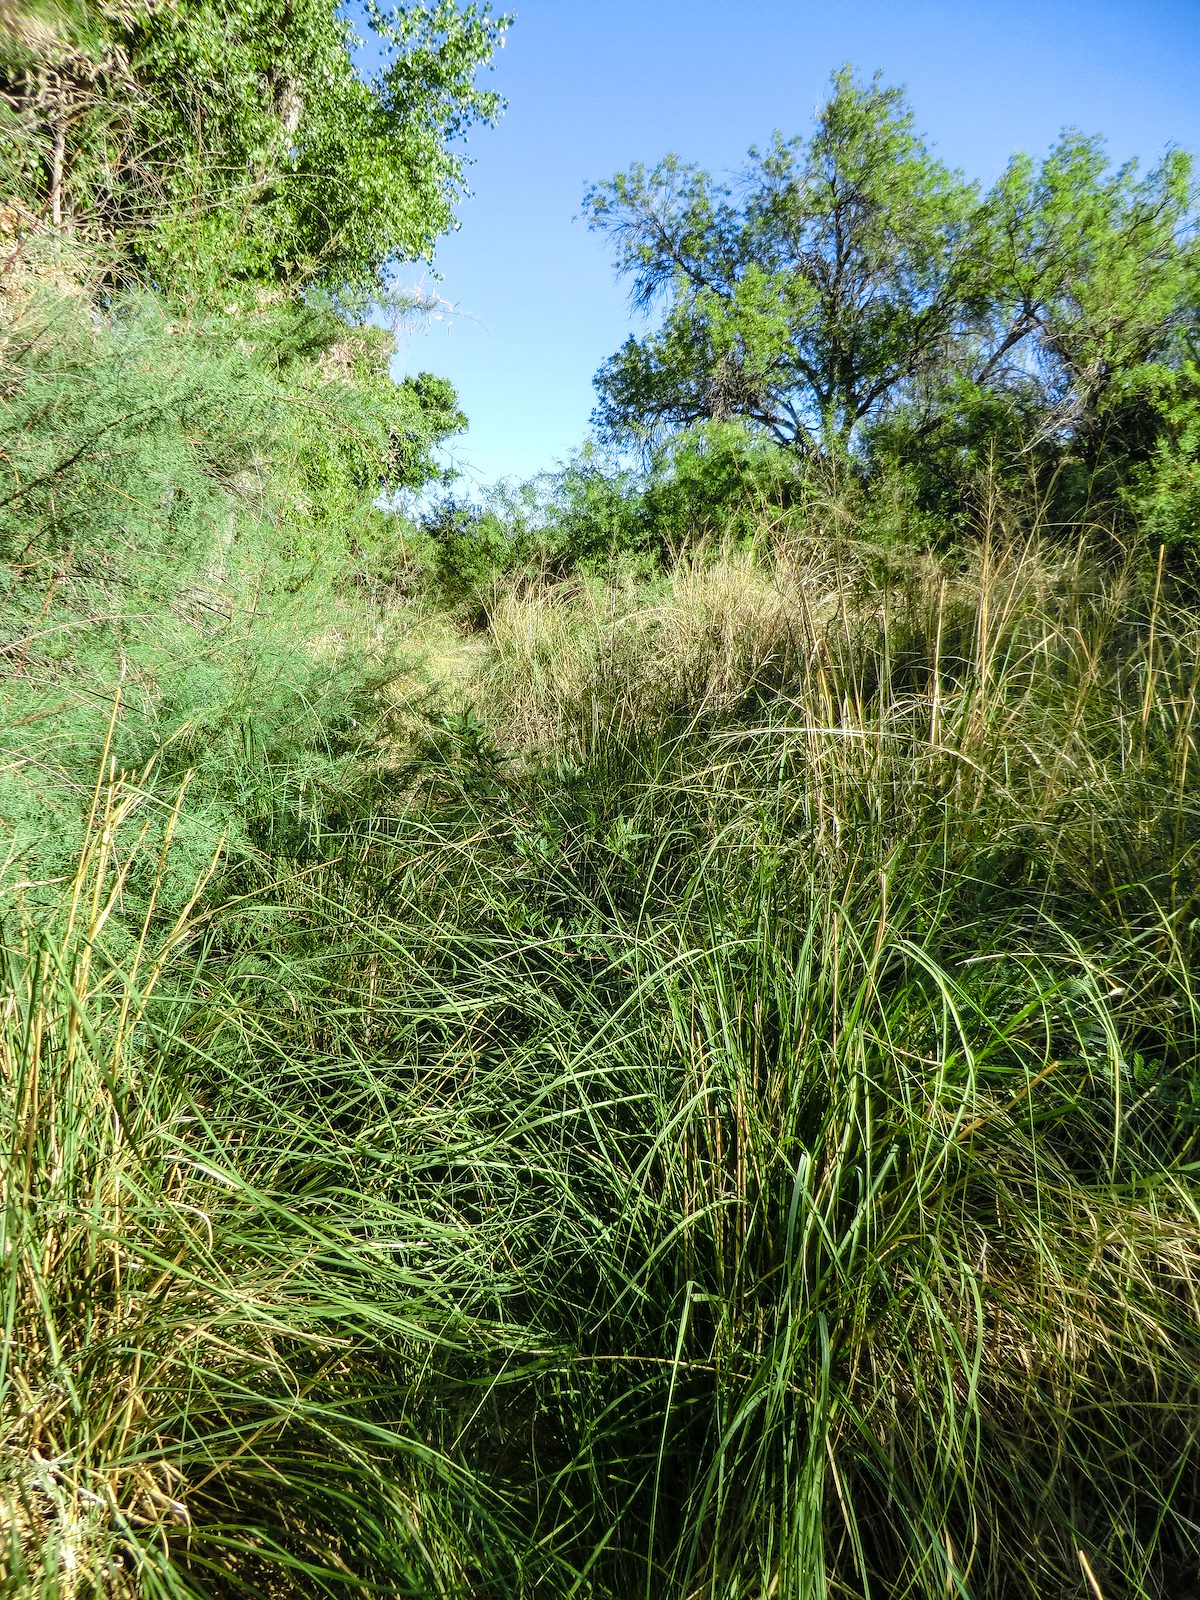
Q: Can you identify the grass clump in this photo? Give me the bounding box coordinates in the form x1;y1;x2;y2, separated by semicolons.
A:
405;514;1200;1597
0;751;530;1596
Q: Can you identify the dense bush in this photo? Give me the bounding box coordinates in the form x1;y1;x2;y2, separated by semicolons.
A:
0;260;444;926
417;426;818;616
1123;360;1200;554
0;0;507;296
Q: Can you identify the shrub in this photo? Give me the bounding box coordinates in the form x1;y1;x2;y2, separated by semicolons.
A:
0;265;426;929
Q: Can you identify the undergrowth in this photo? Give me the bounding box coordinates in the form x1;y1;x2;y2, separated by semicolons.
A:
0;256;432;930
6;509;1200;1596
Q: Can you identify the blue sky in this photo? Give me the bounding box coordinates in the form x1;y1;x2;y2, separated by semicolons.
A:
386;0;1200;494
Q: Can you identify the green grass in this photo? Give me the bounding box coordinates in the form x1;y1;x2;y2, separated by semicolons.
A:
4;520;1200;1596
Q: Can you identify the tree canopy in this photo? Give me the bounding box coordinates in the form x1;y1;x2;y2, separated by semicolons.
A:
586;68;1197;476
1;0;510;295
1;1;511;524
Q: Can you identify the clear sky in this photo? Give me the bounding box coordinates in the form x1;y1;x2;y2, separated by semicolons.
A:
386;0;1200;495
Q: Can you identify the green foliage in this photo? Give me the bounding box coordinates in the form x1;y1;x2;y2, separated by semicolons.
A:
417;491;516;614
0;778;528;1597
0;0;495;597
6;18;1200;1592
415;445;651;616
886;132;1199;518
0;262;462;562
982;135;1194;429
586;68;983;455
515;441;647;569
20;523;1200;1597
640;420;801;546
417;429;806;610
447;528;1200;1595
8;457;1200;1597
1129;358;1200;551
0;0;495;927
0;270;430;922
587;66;1198;526
2;284;258;572
1;0;510;296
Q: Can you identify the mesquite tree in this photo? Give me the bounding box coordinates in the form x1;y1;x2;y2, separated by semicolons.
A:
586;68;1196;478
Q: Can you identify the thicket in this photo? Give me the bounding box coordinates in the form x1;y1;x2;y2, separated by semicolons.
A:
415;427;861;624
0;0;507;292
4;15;1200;1600
0;250;450;922
585;68;1200;550
0;0;507;920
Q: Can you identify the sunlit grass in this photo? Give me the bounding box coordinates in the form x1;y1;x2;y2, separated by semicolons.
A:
4;519;1200;1595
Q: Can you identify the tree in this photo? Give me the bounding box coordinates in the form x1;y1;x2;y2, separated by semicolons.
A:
586;68;1197;481
0;0;510;296
0;0;510;572
585;70;981;459
944;136;1192;447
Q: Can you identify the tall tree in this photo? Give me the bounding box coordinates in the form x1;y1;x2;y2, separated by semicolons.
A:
586;68;1196;475
586;70;981;458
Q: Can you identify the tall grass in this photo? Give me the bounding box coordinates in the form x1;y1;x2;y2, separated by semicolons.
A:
444;518;1200;1596
0;745;528;1595
4;516;1200;1595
